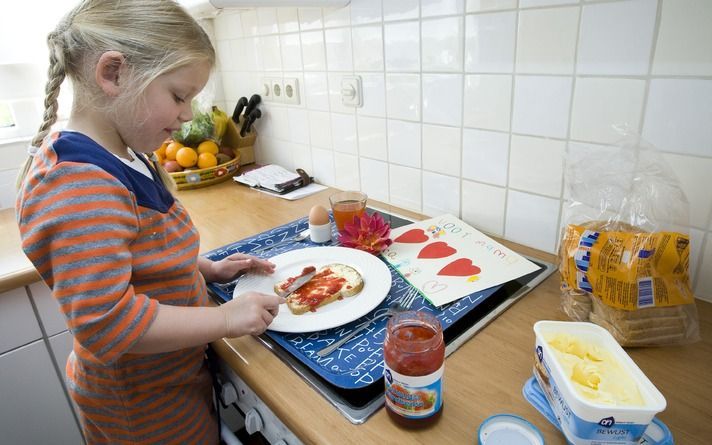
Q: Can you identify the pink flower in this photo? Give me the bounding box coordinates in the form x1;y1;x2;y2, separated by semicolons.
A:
338;211;393;255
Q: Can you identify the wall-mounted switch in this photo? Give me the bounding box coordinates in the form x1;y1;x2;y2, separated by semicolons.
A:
283;78;300;105
341;76;362;108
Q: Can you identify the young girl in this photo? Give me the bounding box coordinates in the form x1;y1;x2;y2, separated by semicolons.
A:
15;1;283;443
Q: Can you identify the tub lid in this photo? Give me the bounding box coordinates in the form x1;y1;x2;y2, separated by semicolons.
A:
478;414;545;445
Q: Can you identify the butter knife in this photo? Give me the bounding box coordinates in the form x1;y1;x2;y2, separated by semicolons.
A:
275;267;316;298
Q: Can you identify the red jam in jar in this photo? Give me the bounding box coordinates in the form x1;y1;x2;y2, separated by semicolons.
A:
383;311;444;427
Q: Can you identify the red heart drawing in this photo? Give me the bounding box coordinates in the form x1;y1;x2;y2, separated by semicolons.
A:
438;258;482;277
394;228;429;244
418;241;457;259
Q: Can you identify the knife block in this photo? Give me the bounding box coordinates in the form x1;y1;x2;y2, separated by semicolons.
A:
222;117;256;165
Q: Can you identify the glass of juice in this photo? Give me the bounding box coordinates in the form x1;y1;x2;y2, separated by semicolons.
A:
329;191;367;232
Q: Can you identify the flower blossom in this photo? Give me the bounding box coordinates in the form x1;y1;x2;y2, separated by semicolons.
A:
338;211;393;255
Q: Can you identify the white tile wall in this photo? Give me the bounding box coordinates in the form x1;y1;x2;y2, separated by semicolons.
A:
387;119;421;168
577;0;657;75
464;12;516;73
463;74;512;131
652;0;712;76
384;21;420;72
461;180;506;236
199;1;712;300
516;6;579;74
421;17;464;72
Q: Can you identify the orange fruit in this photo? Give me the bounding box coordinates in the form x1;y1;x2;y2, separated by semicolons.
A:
175;147;198;167
197;152;218;169
197;140;219;155
155;139;170;158
154;151;164;164
165;141;183;161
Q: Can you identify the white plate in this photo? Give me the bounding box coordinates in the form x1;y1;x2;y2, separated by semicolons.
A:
232;246;392;333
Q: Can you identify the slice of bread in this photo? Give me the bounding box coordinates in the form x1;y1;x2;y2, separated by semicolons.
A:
283;263;364;315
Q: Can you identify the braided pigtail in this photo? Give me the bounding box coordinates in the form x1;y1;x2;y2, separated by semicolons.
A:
17;0;215;191
16;28;68;189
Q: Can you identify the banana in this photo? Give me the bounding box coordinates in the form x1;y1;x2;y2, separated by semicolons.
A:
211;106;229;141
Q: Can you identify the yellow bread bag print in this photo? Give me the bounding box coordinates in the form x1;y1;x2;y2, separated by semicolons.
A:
560;222;694;310
559;130;700;347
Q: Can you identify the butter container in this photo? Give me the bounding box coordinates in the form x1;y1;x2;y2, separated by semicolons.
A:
533;321;666;445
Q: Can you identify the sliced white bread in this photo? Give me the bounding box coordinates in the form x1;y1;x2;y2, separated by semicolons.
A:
285;263;364;315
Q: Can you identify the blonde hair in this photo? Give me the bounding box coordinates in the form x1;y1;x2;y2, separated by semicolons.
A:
17;0;216;191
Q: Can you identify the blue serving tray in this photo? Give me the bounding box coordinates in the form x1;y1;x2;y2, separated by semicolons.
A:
204;216;506;389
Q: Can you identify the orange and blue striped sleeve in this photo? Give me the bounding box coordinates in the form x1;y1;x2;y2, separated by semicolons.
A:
19;158;158;365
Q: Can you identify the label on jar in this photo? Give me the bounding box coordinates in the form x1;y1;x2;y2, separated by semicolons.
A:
384;364;444;419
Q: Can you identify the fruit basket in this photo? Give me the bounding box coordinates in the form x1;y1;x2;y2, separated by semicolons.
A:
170;148;241;190
155;105;257;190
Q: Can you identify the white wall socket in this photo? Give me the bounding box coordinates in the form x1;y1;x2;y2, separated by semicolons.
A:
260;77;272;102
261;77;300;105
283;78;300;105
270;78;284;103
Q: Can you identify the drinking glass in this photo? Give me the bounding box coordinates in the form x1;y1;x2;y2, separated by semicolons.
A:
329;191;367;232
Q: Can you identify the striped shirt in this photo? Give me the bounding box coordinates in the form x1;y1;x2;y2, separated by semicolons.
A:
16;132;218;444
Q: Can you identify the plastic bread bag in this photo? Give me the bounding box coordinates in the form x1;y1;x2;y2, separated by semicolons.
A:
558;129;700;347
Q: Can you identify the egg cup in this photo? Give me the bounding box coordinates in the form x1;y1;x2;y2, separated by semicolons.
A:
309;222;332;244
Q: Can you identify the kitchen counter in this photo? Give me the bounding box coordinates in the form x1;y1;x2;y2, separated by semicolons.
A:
3;180;711;444
0;208;39;294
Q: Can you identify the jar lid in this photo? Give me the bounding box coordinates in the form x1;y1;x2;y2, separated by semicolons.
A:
478;414;544;445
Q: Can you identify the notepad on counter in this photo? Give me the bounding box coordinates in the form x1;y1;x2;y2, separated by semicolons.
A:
233;164;326;200
234;164;302;192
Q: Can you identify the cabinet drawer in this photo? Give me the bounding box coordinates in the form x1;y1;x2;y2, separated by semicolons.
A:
29;281;67;337
0;287;41;354
49;330;74;382
0;339;83;444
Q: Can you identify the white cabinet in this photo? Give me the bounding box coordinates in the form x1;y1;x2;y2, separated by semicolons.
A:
0;339;84;444
30;281;67;337
49;331;74;383
0;286;83;444
0;287;41;354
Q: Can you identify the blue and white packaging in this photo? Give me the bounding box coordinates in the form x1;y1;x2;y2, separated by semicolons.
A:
533;321;666;445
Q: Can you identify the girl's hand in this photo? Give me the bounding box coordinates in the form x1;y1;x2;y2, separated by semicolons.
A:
203;253;276;283
218;292;286;337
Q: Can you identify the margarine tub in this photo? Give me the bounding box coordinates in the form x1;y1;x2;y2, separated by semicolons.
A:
533;321;666;445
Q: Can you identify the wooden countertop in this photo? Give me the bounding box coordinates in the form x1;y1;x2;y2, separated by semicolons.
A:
0;207;40;293
4;180;711;444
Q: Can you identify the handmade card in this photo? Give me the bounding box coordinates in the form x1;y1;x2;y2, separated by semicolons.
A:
382;214;540;307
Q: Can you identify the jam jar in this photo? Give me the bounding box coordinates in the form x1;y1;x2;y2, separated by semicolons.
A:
383;310;445;427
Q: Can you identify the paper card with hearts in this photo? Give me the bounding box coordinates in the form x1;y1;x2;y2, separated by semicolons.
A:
381;214;540;307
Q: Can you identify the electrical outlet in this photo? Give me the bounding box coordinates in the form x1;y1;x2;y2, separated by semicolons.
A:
260;77;272;102
271;78;284;103
283;78;300;105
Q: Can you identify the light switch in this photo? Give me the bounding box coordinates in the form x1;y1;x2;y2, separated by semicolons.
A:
341;76;362;108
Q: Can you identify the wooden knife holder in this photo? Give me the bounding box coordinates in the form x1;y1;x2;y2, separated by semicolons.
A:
222;117;256;165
